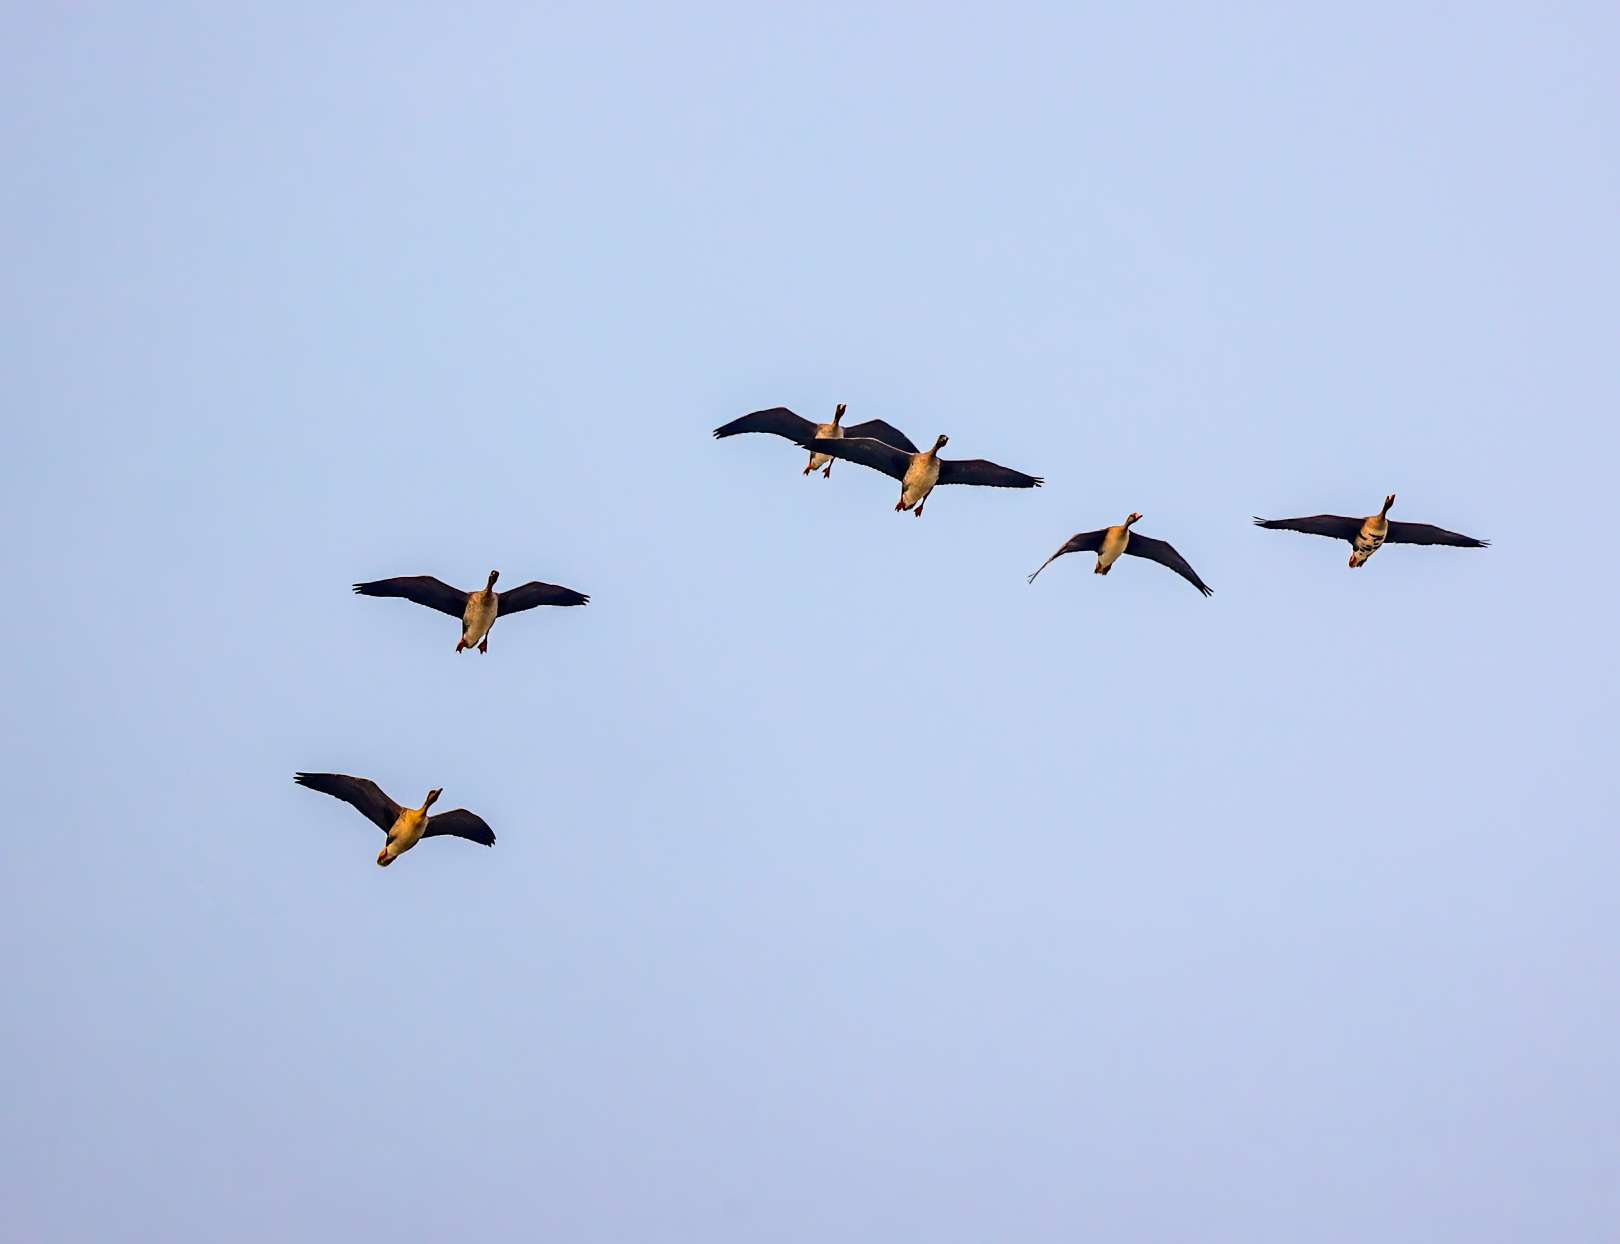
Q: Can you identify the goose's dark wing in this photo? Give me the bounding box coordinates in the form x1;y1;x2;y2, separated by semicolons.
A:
1251;514;1362;542
423;809;496;846
713;407;817;442
802;436;913;481
841;420;920;454
1027;530;1107;583
352;576;468;618
295;773;400;833
937;458;1043;489
1384;521;1489;548
497;582;590;615
1124;534;1213;596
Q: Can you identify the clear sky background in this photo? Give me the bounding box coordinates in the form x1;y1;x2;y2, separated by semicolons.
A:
4;3;1618;1240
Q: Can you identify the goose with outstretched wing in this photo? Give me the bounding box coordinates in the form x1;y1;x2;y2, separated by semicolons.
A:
353;569;588;653
294;773;495;867
799;432;1042;517
1253;494;1487;568
1028;514;1212;596
713;403;918;478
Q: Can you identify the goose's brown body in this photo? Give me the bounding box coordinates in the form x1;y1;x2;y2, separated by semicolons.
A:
1095;517;1137;573
899;441;945;514
378;797;436;867
459;575;501;651
1346;496;1394;567
805;403;848;476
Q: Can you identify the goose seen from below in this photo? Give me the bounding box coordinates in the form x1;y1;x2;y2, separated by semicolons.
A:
799;432;1042;517
294;773;496;867
1252;494;1488;568
353;570;588;653
712;403;919;477
1027;513;1213;596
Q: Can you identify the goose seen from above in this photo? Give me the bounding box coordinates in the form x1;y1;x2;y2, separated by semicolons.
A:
295;772;496;867
1027;513;1213;596
1252;494;1488;568
713;403;919;478
798;432;1042;517
353;569;588;653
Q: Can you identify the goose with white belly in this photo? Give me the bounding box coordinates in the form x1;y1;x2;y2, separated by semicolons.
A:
353;569;589;653
799;432;1042;517
1253;494;1488;568
295;772;496;867
1028;513;1212;595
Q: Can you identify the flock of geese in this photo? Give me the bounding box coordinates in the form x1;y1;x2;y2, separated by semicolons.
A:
297;403;1489;867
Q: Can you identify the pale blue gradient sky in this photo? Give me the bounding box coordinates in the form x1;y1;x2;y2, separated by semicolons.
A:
4;4;1618;1240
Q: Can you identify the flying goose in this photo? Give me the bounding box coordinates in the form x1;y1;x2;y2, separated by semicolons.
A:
1253;494;1488;568
294;772;495;867
1028;514;1213;595
798;433;1042;517
713;404;919;478
353;570;588;653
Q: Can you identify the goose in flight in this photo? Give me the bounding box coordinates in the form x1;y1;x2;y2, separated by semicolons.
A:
1028;513;1212;595
713;403;919;478
353;570;588;653
798;433;1042;517
294;773;495;867
1253;494;1488;568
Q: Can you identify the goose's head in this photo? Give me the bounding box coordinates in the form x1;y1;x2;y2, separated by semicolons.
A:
931;433;950;452
832;403;847;426
424;788;443;810
1381;494;1397;515
486;570;500;589
1126;511;1144;527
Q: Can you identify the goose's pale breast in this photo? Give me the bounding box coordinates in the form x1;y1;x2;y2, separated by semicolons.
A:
462;591;499;644
807;420;841;469
1097;526;1130;570
900;454;941;508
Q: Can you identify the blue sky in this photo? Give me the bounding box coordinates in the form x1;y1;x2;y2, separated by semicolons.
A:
4;3;1618;1239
